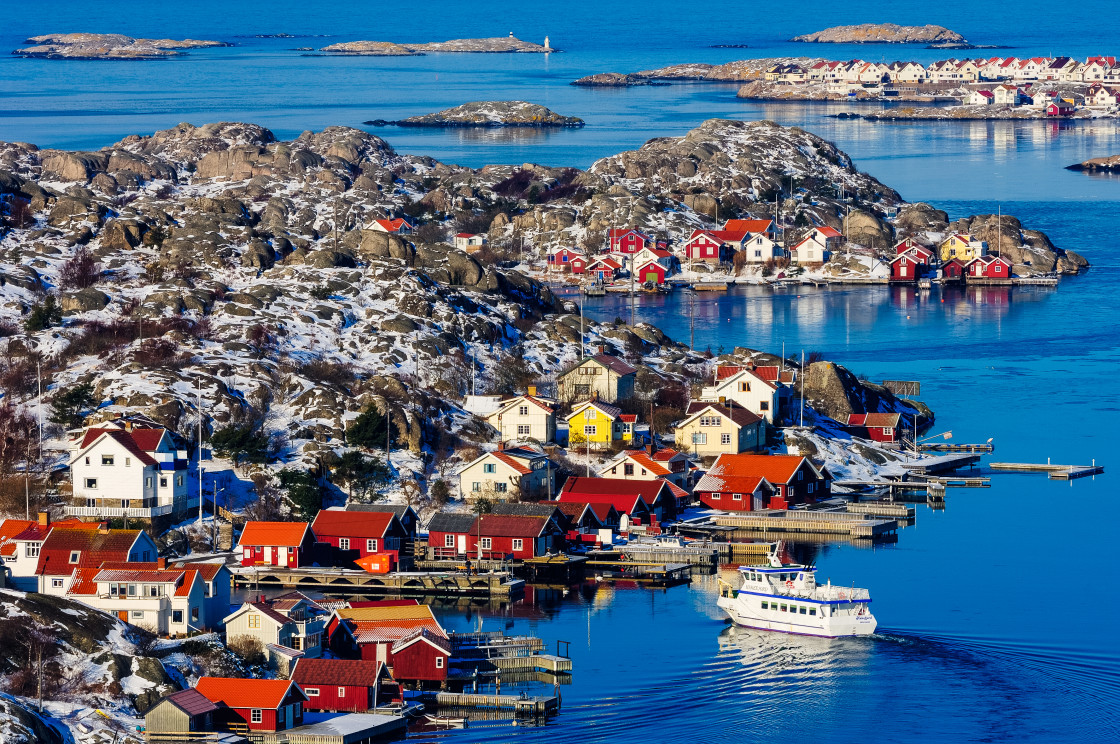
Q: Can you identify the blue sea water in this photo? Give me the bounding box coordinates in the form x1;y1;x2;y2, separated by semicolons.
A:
4;3;1119;742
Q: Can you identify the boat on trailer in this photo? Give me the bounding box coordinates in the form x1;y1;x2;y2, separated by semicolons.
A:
717;549;876;638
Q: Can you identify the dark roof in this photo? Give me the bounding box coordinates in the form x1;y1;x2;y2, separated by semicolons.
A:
345;504;416;518
77;429;159;467
558;477;664;516
685;401;762;428
558;353;637;379
470;514;555;538
426;511;477;534
161;688;219;717
490;502;564;518
291;658;384;687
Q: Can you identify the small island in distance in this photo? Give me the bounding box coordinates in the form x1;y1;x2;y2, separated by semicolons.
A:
13;32;229;59
791;23;965;44
321;35;556;55
364;101;584;128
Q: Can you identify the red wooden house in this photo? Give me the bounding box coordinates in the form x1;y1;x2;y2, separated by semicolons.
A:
889;251;926;283
586;256;622;281
693;454;830;511
893;237;925;255
608;228;653;254
558;477;675;521
684;229;736;265
328;605;450;685
942;258;967;283
634;259;667;284
237;522;313;568
291;658;401;713
844;413;902;444
1046;101;1075;117
194;677;308;733
311;508;407;569
694;474;776;512
547;247;586;273
966;256;1012;281
388;629;453;684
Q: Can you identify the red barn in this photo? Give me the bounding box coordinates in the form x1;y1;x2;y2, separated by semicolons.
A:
291;658;400;713
634;260;667;284
693;454;830;511
237;522;313;568
311;508;407;569
608;228;652;254
844;413;902;444
194;677;307;733
328;605;450;685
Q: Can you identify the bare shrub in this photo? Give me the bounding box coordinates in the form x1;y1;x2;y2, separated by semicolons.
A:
227;635;266;666
58;247;101;290
132;338;193;370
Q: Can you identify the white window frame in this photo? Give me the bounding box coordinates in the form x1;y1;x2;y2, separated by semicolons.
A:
305;688;319;696
512;539;524;551
517;424;531;436
721;433;732;445
480;538;492;550
338;538;350;550
367;539;377;552
85;478;98;489
444;534;455;548
338;686;346;697
583;425;597;436
251;709;262;724
435;656;445;669
51;578;64;588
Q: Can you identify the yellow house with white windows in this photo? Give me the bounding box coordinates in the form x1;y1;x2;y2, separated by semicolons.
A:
939;233;988;263
566;401;633;448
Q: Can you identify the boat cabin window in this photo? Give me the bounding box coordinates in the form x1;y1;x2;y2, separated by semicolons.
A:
780;604;788;612
799;607;807;614
809;608;817;616
761;601;768;610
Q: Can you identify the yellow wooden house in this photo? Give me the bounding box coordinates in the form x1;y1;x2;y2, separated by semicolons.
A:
939;233;988;263
566;401;633;448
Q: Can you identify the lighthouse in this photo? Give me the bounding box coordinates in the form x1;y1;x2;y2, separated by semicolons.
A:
544;36;551;50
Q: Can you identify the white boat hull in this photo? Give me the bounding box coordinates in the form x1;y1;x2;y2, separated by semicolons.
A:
717;595;877;638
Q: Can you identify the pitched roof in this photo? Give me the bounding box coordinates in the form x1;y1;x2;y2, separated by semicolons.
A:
0;519;34;557
37;528;143;576
567;400;622;421
391;627;452;655
815;226;843;239
312;509;396;540
93;568;186;583
723;219;774;234
344;504;416;518
66;567;101;595
608;228;651;240
195;677;304;710
335;605;439;623
372;217;412;232
74;429;159;467
161;688;220;717
426;511;477;534
650;447;685;462
291;658;385;687
490;451;533;475
620;451;672;476
237;521;309;548
846;413;902;428
694;473;771;496
560;354;637;379
558;477;664;515
700;453;817;487
490;502;565;520
173;560;227;581
225;601;292;627
350;618;446;644
470;514;554;538
491;394;554;417
683;401;762;428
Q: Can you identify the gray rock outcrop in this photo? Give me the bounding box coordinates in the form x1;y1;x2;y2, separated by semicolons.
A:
791;24;966;44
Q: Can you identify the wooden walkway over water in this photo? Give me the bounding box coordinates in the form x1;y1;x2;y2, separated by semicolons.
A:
990;461;1104;480
712;510;898;539
231;567;524;598
424;692;560;715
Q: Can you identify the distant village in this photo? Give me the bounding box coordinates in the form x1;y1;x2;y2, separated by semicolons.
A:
759;55;1120;114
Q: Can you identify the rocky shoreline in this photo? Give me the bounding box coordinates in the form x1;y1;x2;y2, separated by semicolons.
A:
570;73;669;87
13;33;229;60
364;101;584;128
1066;154;1120;172
320;35;555;56
859;105;1117;121
791;23;966;44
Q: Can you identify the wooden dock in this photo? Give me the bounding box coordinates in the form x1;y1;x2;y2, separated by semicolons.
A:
584;560;692;585
919;442;994;453
905;454;981;474
485;655;572;673
424;692;560;715
844;502;916;519
693;282;729;291
588;543;719;567
712;510;898;539
231;567;524;598
990;462;1104;480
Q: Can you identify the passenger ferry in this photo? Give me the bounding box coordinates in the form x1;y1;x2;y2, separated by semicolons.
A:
717;552;876;638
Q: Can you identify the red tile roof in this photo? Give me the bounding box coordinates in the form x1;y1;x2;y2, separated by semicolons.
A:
700;453;813;487
37;528;143;576
619;414;637;423
77;429;160;467
195;677;304;710
489;451;533;475
66;568;101;596
723;219;774;234
312;510;395;540
608;228;651;240
238;521;309;548
622;451;672;476
694;473;770;496
372;218;412;233
0;519;34;557
350;618;445;644
559;477;665;515
391;627;451;655
846;413;902;428
815;226;842;239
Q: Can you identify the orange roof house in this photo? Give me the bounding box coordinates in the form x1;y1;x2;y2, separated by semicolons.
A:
237;521;313;568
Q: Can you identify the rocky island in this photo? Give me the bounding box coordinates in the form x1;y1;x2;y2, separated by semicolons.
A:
1066;154;1120;172
13;33;229;59
858;104;1117;121
320;35;555;55
365;101;585;128
571;72;668;87
791;23;966;44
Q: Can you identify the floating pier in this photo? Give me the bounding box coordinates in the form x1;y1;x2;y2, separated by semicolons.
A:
990;461;1104;480
584;559;692;585
588;542;719;567
231;567;524;598
693;282;729;291
904;454;981;474
712;510;898;539
919;442;994;453
422;692;560;715
844;502;916;519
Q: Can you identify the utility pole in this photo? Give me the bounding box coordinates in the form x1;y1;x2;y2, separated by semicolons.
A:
689;291;696;350
25;437;31;520
37;361;42;461
579;292;585;358
198;379;204;525
799;350;805;428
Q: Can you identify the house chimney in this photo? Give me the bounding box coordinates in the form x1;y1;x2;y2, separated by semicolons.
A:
98;524;110;534
528;385;537;397
719;396;726;405
157;557;167;570
497;441;505;451
598;345;606;355
38;511;50;527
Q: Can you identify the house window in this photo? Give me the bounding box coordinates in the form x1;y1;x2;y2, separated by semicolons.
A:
480;538;492;550
732;493;743;501
517;425;530;435
128;584;137;596
102;455;114;466
721;433;732;445
173;610;183;624
624;463;634;476
125;457;131;467
51;578;64;588
760;401;769;411
160;477;168;488
148;585;159;597
338;687;346;697
339;538;350;550
518;406;529;416
495;483;508;493
584;425;597;436
85;478;98;489
26;544;39;558
176;475;184;487
291;636;302;651
251;710;262;724
305;688;319;696
131;610;144;619
691;432;707;445
798;471;804;481
739;382;750;392
512;539;523;551
483;463;496;474
444;535;455;548
436;656;445;669
191;607;199;622
808;483;815;493
472;482;481;492
69;551;80;563
761;602;768;610
367;539;377;552
145;477;152;488
248;614;261;629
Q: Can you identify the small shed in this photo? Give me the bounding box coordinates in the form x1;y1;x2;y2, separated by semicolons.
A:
144;688;219;736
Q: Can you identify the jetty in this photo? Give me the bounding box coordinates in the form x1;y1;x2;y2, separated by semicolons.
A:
589;540;720;567
919;442;994;454
584;559;692;585
420;691;560;716
990;461;1104;480
711;510;898;539
903;453;981;474
231;566;524;598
